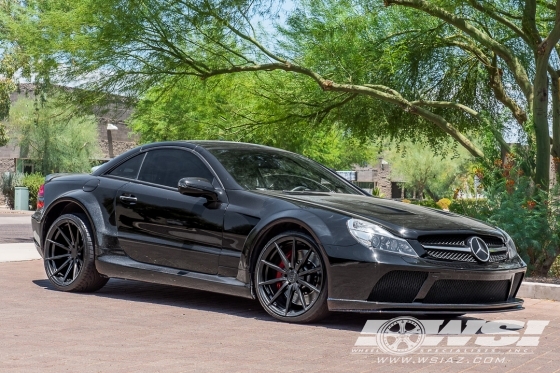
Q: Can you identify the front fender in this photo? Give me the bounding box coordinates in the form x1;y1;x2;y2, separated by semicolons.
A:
237;209;338;284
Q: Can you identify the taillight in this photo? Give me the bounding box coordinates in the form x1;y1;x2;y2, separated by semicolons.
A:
37;184;45;209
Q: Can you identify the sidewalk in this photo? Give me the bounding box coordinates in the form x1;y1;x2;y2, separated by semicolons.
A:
0;243;40;262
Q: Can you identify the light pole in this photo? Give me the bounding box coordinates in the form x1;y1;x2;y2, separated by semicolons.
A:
106;123;118;158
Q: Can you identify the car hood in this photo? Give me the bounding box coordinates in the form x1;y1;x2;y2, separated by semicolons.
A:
255;191;501;239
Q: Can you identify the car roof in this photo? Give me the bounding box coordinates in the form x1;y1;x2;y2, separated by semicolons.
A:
138;140;292;153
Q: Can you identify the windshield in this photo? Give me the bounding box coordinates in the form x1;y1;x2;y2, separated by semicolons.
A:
209;148;361;194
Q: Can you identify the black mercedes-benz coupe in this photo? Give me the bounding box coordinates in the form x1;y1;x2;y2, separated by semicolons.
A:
31;141;526;322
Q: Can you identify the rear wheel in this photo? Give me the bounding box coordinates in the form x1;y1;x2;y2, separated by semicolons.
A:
44;213;108;292
254;231;329;323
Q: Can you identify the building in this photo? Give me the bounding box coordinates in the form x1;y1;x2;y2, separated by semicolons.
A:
337;157;406;198
0;84;137;206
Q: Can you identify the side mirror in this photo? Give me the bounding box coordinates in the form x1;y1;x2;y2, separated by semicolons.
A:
178;177;219;203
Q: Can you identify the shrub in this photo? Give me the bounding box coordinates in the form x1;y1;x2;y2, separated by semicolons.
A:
410;199;441;209
455;169;560;276
436;198;452;210
20;173;44;210
448;198;489;216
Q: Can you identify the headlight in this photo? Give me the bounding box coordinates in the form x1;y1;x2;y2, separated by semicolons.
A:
346;218;418;257
498;228;518;259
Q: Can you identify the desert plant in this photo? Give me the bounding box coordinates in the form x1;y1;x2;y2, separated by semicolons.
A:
1;172;23;209
455;166;560;276
20;173;44;210
371;187;385;198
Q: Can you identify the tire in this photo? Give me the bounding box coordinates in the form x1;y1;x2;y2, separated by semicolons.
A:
43;213;108;292
254;231;329;323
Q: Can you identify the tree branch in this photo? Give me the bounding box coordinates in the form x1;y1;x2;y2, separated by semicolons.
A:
411;99;511;152
198;61;484;158
385;0;533;105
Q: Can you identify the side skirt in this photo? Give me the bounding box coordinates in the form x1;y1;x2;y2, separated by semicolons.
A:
96;255;253;299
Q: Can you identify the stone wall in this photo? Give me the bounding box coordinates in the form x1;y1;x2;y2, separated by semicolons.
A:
354;158;394;198
98;140;138;159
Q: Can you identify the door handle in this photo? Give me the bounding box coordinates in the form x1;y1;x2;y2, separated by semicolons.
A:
119;195;138;203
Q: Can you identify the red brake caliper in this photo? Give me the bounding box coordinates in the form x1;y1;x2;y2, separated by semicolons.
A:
275;250;292;289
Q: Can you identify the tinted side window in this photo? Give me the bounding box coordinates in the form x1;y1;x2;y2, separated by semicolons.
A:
108;153;145;179
137;149;214;188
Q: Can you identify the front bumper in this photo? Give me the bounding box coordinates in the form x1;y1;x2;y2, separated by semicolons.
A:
326;247;526;314
327;298;523;313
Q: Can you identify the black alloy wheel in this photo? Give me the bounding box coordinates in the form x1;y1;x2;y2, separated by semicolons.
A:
44;213;108;292
255;231;329;323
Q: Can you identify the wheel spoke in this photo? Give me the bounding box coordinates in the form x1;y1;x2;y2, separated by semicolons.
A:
297;279;320;294
284;284;294;316
295;284;307;310
274;242;290;269
45;254;71;260
258;277;285;286
62;260;74;282
261;260;286;274
67;222;76;249
267;281;289;306
72;260;78;281
56;226;73;248
291;238;296;269
46;239;71;252
51;258;72;276
295;249;312;271
298;267;321;276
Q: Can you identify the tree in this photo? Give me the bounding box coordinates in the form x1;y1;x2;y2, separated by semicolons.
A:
385;141;473;201
14;0;560;189
5;96;101;174
130;73;376;169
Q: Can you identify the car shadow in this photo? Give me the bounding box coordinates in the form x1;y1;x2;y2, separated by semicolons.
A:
32;278;473;332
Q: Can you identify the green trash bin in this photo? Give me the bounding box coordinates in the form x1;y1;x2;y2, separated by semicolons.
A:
14;186;29;211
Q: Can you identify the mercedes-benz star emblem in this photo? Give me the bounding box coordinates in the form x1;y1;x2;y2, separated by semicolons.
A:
468;236;490;262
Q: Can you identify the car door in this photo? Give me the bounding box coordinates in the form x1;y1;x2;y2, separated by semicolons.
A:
114;147;226;275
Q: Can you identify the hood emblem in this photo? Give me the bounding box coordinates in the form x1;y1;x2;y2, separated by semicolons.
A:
468;236;490;262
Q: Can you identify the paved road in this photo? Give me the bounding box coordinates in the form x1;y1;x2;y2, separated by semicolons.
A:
0;214;33;244
2;215;560;372
0;260;559;373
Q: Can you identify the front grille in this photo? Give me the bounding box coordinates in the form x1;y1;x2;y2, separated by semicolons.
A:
368;271;428;303
425;249;508;263
422;280;510;304
426;250;476;262
418;235;504;248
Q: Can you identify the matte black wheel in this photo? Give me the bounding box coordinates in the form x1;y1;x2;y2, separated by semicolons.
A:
255;231;329;323
44;213;108;292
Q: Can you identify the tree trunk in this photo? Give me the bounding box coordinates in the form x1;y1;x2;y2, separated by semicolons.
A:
425;187;439;202
530;253;559;277
533;53;551;189
552;72;560;181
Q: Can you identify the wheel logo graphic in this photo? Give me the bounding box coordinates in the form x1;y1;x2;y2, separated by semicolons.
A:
376;317;426;355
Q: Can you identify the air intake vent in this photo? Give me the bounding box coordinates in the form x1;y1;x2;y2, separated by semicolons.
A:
422;280;510;304
368;271;427;303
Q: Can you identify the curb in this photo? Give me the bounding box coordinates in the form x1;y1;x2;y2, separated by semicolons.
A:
518;281;560;302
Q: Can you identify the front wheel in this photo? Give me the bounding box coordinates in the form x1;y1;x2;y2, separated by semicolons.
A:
44;213;108;292
254;231;329;323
